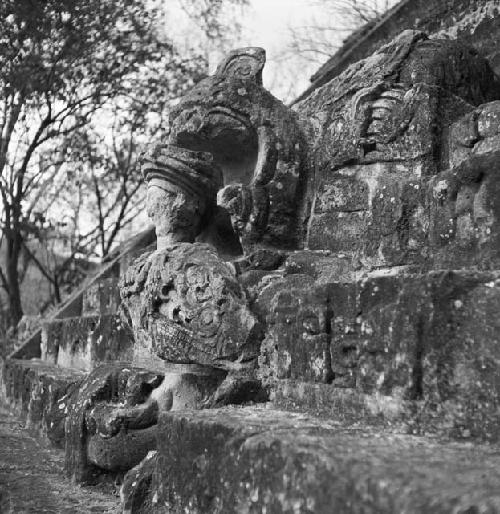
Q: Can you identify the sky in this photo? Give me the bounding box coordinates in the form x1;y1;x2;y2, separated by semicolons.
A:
166;0;342;102
244;0;314;55
201;0;399;102
241;0;323;98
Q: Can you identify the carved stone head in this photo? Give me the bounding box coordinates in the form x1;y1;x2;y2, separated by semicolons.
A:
141;144;222;248
167;47;308;252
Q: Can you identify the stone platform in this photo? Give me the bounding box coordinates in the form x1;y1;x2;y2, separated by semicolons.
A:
4;355;500;513
142;406;500;513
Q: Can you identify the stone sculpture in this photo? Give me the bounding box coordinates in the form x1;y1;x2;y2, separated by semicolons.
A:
168;47;308;252
56;31;500;507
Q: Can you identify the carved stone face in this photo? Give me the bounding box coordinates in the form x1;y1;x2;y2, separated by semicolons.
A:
146;179;205;248
141;145;222;249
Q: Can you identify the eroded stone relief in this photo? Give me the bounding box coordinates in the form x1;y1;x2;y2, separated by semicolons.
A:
57;30;500;505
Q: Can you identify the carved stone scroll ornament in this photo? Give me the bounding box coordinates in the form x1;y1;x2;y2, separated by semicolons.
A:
64;363;225;484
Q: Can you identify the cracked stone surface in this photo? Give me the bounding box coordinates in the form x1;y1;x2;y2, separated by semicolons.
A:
154;406;500;514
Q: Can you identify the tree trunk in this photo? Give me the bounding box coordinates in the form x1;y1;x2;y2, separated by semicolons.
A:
53;276;61;304
6;236;23;327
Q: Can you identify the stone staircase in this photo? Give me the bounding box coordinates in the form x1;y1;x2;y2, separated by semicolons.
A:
4;30;500;514
1;229;155;449
4;263;500;512
149;407;500;513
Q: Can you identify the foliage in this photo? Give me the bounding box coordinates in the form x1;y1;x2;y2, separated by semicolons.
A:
0;0;218;327
286;0;398;64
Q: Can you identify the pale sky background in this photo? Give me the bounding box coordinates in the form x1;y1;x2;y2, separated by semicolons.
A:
235;0;324;99
221;0;340;100
166;0;361;102
165;0;399;102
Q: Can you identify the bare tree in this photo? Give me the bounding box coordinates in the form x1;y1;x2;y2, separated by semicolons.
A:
0;0;250;328
287;0;397;64
267;0;398;102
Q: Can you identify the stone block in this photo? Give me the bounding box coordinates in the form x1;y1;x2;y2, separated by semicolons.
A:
420;271;500;439
308;211;367;253
346;271;500;402
354;274;430;398
429;151;500;269
257;275;333;385
257;269;500;439
328;281;359;386
306;161;428;267
82;277;121;316
364;178;427;267
121;451;160;514
41;314;134;371
431;101;500;268
153;406;500;513
283;251;354;283
0;358;83;446
272;379;411;426
314;177;369;213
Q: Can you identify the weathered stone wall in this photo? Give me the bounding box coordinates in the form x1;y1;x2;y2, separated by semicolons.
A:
298;0;500;102
6;28;500;513
295;31;500;269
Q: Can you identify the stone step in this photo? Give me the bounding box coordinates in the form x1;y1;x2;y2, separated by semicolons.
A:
0;358;84;447
133;406;500;513
258;269;500;441
82;277;121;316
9;227;155;361
41;314;134;372
272;378;500;441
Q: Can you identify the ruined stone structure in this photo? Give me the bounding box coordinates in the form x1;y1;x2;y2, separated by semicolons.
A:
4;3;500;512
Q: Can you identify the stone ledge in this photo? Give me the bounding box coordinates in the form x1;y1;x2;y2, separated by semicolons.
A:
153;406;500;513
0;358;84;447
272;379;500;441
41;314;134;371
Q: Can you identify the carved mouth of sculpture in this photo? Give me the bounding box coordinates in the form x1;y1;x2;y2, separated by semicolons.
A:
207;105;251;130
172;105;258;187
142;145;220;200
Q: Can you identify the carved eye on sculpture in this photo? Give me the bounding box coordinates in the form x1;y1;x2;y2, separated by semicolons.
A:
215;47;266;85
226;58;257;79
